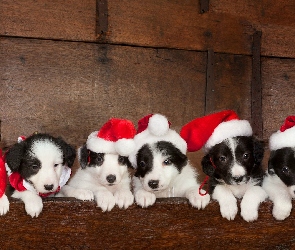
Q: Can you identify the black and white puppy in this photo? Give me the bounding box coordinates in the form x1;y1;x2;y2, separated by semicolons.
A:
59;145;134;211
202;136;267;221
263;148;295;220
5;133;76;217
133;141;210;209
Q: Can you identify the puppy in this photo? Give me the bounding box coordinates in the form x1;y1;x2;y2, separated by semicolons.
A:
263;148;295;220
201;136;267;221
59;145;134;211
5;133;76;217
132;140;210;209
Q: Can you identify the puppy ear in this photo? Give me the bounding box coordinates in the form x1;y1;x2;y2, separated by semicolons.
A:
253;138;265;165
56;137;76;168
79;144;88;169
5;142;25;172
201;154;215;177
267;151;276;175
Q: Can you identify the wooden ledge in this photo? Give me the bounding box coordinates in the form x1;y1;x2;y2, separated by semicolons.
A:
2;197;294;249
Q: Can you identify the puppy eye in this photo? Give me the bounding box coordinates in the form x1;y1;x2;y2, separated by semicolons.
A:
54;164;59;167
139;161;146;168
243;153;250;160
163;159;172;165
118;156;125;164
282;166;290;174
31;165;39;170
219;156;226;162
96;156;103;163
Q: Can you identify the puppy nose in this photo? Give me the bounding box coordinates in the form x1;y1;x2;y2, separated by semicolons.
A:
233;176;244;183
44;184;54;191
106;174;116;184
148;180;159;189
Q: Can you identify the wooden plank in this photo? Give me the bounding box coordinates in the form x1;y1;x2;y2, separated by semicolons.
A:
1;197;295;249
0;37;206;147
262;57;295;140
0;0;96;41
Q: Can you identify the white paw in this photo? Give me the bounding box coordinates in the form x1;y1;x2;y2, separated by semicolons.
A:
187;189;210;209
95;190;115;212
135;189;156;208
0;195;9;215
219;199;238;220
240;203;258;222
273;202;292;221
25;197;43;218
74;189;94;201
114;190;134;209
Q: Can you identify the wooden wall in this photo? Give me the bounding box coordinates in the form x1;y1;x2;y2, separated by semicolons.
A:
1;0;295;249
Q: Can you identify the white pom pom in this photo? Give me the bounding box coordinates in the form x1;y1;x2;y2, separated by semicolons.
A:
148;114;169;136
115;139;136;156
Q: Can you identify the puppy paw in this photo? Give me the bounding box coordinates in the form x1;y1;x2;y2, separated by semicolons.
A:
114;190;134;209
135;189;156;208
74;189;94;201
219;198;238;220
240;205;258;222
95;190;116;212
186;189;210;209
25;196;43;218
0;195;9;215
272;202;292;221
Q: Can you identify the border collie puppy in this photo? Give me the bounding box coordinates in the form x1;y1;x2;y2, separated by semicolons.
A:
262;116;295;220
181;110;267;221
59;118;136;211
5;133;76;217
129;114;210;209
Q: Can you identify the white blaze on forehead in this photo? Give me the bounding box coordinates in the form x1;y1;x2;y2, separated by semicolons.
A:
31;140;63;163
226;138;246;177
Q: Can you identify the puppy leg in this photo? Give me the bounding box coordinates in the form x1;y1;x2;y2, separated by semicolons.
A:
114;188;134;209
59;185;94;201
133;177;156;208
0;195;9;215
94;188;116;212
212;185;238;220
240;186;267;222
185;187;210;209
12;190;43;218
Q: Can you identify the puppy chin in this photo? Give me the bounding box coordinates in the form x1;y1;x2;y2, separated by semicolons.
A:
230;176;247;185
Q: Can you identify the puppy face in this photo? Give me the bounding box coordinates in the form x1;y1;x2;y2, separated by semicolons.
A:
134;141;187;192
202;136;264;185
79;145;131;187
6;133;76;194
268;147;295;197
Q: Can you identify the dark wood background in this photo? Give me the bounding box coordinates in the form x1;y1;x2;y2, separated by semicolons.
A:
1;0;295;248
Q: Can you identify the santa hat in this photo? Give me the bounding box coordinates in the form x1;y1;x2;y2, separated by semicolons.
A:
86;118;136;156
180;110;253;152
269;115;295;151
129;114;187;167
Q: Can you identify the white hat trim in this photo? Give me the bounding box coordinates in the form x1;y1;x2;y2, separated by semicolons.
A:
205;120;253;150
269;126;295;151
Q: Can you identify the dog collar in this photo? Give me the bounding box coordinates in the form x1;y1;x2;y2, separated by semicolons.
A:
6;164;71;197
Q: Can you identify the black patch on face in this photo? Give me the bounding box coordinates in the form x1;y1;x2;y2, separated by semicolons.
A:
202;136;265;192
268;147;295;187
134;141;187;178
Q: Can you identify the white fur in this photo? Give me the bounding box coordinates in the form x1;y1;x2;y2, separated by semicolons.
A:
262;173;294;220
0;195;9;215
60;154;134;212
133;148;210;209
12;139;65;217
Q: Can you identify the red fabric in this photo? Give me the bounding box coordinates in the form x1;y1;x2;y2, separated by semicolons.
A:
136;114;171;134
0;150;7;197
280;116;295;132
9;172;26;192
198;157;217;196
97;118;136;141
180;110;239;152
39;186;60;198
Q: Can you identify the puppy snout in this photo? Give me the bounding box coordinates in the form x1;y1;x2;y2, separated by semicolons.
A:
148;180;159;189
106;174;116;184
44;184;54;191
233;176;244;183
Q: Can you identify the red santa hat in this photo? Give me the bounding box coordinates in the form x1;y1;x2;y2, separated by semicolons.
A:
269;115;295;151
180;110;253;152
86;118;136;156
129;114;187;167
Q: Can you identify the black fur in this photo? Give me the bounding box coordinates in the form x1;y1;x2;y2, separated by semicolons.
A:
135;141;188;178
268;147;295;187
6;133;76;180
79;144;132;169
201;136;265;193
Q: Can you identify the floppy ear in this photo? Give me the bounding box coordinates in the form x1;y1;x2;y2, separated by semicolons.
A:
5;142;26;172
201;154;215;177
267;151;276;175
253;138;265;165
79;144;88;169
56;137;76;168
